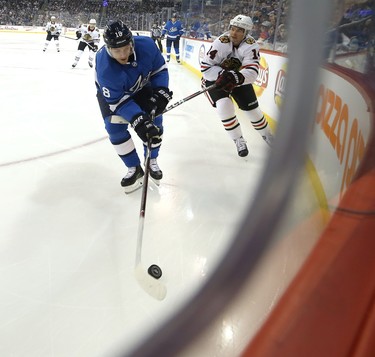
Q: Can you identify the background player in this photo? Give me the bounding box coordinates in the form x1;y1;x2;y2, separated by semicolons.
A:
43;15;62;52
72;19;100;68
162;13;184;63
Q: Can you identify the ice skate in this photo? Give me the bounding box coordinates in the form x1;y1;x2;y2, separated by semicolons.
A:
72;62;77;68
148;158;163;185
234;136;249;157
121;166;144;193
88;61;93;68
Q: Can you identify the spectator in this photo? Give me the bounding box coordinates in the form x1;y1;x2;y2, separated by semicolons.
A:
202;22;212;40
275;23;288;52
258;20;272;42
251;16;261;39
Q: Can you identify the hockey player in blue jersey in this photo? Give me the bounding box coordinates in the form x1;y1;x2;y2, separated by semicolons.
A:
95;20;173;193
162;13;184;63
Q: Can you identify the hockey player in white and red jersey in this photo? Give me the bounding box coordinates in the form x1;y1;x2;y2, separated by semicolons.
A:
201;14;273;157
43;16;62;52
72;19;100;68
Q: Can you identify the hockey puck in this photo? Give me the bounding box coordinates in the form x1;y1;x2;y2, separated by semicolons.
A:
148;264;162;279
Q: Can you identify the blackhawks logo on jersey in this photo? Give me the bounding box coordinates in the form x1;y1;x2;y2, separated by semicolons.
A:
219;35;230;43
83;33;93;41
220;57;242;71
245;37;256;45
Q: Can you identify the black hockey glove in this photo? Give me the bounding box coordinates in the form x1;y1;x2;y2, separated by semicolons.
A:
131;113;161;144
148;87;173;116
215;70;245;92
76;31;82;39
90;44;98;52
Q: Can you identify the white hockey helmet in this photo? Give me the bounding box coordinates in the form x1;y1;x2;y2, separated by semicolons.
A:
51;16;56;21
89;19;96;25
229;15;253;32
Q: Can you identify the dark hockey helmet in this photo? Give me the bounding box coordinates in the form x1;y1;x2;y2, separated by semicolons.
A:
104;20;133;48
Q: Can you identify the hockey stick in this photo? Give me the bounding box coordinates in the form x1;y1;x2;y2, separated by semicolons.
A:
60;35;78;40
134;110;167;301
60;35;97;50
110;84;216;124
163;83;216;114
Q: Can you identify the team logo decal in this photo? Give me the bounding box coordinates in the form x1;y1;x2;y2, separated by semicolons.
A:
221;57;242;71
245;37;256;45
219;35;230;43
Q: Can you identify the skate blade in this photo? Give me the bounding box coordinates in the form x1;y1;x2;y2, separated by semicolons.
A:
123;179;143;194
150;176;161;186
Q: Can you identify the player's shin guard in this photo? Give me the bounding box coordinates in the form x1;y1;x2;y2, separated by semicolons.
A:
216;98;247;155
72;50;83;68
43;41;49;52
88;51;94;67
244;107;274;146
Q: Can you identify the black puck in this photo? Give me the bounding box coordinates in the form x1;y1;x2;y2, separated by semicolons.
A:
148;264;162;279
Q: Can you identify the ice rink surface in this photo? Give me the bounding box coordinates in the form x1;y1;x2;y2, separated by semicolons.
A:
0;32;272;356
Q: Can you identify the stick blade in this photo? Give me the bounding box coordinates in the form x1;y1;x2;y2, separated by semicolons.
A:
134;264;167;301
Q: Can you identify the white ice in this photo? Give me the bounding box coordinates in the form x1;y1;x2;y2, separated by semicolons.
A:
0;32;272;356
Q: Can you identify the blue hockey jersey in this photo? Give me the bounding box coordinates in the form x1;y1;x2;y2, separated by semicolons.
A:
162;19;184;40
95;36;168;122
